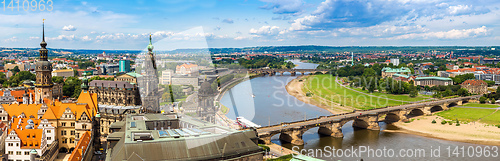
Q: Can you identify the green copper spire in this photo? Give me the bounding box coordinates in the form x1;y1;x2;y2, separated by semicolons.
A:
81;72;89;91
147;34;154;52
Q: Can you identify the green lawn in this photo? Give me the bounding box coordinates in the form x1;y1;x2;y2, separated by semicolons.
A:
479;111;500;125
459;103;500;108
303;75;417;110
351;88;430;102
437;107;497;123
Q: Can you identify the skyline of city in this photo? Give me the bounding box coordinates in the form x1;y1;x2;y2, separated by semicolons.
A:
0;0;499;50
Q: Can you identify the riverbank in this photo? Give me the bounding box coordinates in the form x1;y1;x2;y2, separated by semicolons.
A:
387;115;500;146
285;75;353;114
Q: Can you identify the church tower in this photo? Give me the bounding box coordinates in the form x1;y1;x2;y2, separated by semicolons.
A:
34;20;53;104
139;35;160;112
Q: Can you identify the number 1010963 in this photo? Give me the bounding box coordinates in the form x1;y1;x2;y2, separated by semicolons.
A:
2;0;53;12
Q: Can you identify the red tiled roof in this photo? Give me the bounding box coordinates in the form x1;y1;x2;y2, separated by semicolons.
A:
461;80;487;86
68;131;92;161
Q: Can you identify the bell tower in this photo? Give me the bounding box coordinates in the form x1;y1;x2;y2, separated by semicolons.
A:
34;20;53;104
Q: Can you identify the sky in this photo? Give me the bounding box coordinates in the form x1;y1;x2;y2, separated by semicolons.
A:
0;0;499;50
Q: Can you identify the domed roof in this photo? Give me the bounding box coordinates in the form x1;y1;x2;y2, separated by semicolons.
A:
199;81;213;94
147;34;154;52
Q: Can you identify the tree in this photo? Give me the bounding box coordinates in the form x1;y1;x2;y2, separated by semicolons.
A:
485;80;495;87
451;73;475;84
456;88;470;97
52;76;65;84
490;98;496;104
362;68;376;77
11;66;20;74
63;77;82;98
480;96;487;104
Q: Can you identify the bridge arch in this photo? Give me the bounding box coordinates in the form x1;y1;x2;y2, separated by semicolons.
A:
407;108;424;118
384;113;400;123
447;102;458;108
430;105;443;113
352;118;370;129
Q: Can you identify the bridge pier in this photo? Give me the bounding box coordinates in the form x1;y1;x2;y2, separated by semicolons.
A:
290;72;296;76
300;72;305;75
318;122;344;137
259;135;273;144
353;115;380;130
279;128;304;145
423;106;432;115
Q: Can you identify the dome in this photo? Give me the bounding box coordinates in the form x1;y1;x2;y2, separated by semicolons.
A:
25;124;33;129
27;119;34;124
199;81;213;95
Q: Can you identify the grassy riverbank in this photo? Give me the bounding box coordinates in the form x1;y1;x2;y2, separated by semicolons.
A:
298;74;431;110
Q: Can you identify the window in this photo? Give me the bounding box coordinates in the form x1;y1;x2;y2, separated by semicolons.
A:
82;124;87;129
62;138;67;143
71;122;75;127
61;130;66;136
70;138;74;144
8;151;13;155
24;151;29;155
61;122;66;126
47;130;51;133
16;151;21;155
70;131;75;135
47;137;51;140
16;143;19;147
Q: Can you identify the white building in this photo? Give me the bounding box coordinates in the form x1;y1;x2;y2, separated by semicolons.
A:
390;58;400;66
175;63;199;76
160;69;173;85
4;118;47;161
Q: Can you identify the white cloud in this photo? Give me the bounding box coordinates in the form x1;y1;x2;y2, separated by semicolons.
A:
389;26;489;40
250;26;282;36
62;25;77;31
448;5;471;15
47;35;76;41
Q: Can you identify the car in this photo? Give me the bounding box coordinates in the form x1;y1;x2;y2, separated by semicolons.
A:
94;151;103;155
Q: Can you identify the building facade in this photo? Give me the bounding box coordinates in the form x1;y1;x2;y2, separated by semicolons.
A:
118;60;130;73
88;80;141;106
461;80;488;94
197;80;216;123
414;77;453;87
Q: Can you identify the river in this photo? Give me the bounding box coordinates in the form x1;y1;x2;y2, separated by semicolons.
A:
220;60;497;161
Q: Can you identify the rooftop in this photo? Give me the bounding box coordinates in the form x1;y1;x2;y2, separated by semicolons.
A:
415;76;453;81
382;67;411;73
106;113;263;161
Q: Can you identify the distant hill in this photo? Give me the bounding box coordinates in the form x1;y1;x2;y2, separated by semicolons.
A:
1;46;499;56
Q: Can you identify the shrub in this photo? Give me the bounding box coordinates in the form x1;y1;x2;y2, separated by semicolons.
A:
497;125;500;128
441;120;447;125
448;122;452;125
432;120;437;124
305;92;312;97
456;123;460;126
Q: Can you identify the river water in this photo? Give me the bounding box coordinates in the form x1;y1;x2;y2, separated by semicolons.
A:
220;60;498;161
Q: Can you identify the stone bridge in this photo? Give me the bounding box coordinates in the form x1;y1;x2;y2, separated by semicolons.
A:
246;69;329;76
256;95;480;145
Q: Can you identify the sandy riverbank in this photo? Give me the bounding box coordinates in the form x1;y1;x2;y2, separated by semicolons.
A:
285;75;354;114
285;76;500;146
387;116;500;146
